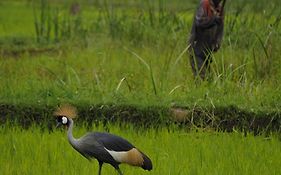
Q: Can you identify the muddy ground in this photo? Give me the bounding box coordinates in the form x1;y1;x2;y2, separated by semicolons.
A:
0;104;280;135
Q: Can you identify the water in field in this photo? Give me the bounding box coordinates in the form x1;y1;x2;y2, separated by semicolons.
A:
0;125;280;175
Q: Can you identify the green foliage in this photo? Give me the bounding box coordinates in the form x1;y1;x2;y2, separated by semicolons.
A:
33;0;89;45
0;125;280;175
1;2;280;174
0;0;281;111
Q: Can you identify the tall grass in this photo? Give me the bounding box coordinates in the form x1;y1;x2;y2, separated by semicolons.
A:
0;0;281;110
33;0;88;45
0;125;280;175
29;0;281;80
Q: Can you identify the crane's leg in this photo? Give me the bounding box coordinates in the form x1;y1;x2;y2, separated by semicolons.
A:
115;166;123;175
98;161;103;175
116;169;123;175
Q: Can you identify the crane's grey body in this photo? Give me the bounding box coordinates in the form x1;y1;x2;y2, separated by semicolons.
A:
68;120;133;165
61;117;152;175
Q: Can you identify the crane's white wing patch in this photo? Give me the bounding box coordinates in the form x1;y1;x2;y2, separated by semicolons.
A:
104;148;128;163
104;147;144;166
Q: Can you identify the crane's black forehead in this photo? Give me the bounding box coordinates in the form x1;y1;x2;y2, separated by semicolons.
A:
56;115;67;122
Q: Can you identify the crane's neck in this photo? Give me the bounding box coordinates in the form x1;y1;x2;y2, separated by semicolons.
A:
67;119;78;148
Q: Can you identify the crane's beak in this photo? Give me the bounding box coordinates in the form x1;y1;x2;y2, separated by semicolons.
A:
56;122;62;128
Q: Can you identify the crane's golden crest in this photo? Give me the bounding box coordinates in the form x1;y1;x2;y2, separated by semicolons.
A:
54;104;77;119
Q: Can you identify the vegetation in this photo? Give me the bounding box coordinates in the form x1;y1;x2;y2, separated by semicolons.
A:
0;125;280;175
0;1;281;174
0;0;281;112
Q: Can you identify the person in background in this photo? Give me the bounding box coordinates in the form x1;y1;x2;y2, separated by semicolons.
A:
188;0;226;79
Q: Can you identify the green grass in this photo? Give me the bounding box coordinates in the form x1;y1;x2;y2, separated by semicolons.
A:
1;40;281;112
0;125;280;175
0;2;280;174
0;1;281;112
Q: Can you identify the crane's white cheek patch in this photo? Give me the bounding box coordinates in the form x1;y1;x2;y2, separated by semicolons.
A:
104;148;143;166
62;117;68;124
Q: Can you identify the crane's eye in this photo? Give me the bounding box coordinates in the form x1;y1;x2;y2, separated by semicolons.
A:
62;117;68;124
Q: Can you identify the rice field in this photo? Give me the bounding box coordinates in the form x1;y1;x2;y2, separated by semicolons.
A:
0;125;280;175
0;1;281;175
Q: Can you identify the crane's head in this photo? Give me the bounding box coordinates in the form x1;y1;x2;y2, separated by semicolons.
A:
56;115;70;128
54;104;77;128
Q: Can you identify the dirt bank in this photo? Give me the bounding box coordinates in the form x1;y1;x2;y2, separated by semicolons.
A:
0;104;280;134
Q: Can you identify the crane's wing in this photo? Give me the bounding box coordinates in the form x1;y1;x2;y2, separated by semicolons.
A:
93;132;135;151
93;132;153;170
76;133;116;164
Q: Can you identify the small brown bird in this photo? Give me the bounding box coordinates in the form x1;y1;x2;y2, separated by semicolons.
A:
54;104;152;175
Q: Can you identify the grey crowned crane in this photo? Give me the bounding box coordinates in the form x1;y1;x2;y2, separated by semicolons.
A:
54;104;152;175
